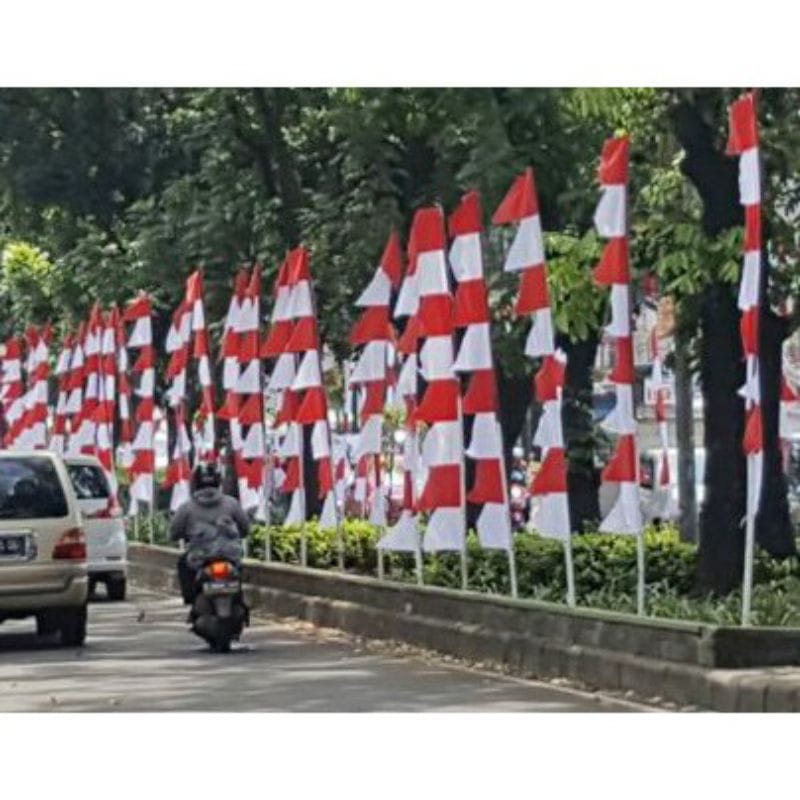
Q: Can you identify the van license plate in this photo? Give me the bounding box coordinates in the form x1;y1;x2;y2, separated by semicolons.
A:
0;535;31;561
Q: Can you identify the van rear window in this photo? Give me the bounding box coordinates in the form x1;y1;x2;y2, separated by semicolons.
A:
0;458;68;519
67;464;111;500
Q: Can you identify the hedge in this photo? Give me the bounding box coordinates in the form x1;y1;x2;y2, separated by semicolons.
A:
131;514;800;626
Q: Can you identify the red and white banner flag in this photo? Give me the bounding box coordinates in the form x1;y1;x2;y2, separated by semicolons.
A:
649;327;676;519
187;271;215;459
727;93;764;518
235;266;267;519
349;230;401;527
380;230;425;554
728;92;765;624
266;248;337;529
50;332;74;454
124;294;155;514
494;169;571;541
164;292;193;511
449;190;513;552
592;136;643;536
406;206;467;554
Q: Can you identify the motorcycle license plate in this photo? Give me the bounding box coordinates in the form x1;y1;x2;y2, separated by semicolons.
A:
203;581;239;595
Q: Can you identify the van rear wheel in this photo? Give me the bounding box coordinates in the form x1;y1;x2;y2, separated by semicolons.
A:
36;613;59;637
59;606;87;647
106;577;127;602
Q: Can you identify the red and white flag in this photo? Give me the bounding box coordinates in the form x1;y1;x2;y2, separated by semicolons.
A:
187;270;216;459
406;206;467;554
50;332;74;454
235;265;267;519
349;230;401;527
124;294;156;514
164;293;193;511
727;93;764;523
649;327;676;519
449;190;513;551
494;169;571;540
592;136;643;535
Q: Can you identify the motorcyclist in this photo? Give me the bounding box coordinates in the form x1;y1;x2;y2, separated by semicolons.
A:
170;462;251;603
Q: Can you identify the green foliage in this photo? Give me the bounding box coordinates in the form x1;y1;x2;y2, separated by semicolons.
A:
244;520;800;625
134;512;800;625
0;240;57;332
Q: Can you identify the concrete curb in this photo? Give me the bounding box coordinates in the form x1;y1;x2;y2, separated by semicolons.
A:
129;543;800;711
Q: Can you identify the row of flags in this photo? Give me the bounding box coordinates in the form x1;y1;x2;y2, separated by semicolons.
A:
0;96;796;620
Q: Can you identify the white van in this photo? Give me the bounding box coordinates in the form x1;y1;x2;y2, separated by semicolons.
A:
0;451;88;645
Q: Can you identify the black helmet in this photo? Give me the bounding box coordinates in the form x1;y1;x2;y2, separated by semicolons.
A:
192;462;221;492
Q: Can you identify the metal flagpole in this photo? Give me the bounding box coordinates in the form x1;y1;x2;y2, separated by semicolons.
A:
456;390;468;591
563;537;576;608
263;443;273;562
298;420;307;567
496;429;518;599
636;532;645;616
410;429;424;586
741;454;756;625
375;455;384;580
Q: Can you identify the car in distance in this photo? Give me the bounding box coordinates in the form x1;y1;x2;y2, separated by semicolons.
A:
0;451;88;645
64;455;128;601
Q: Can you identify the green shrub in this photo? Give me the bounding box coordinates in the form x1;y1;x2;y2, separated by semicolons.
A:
134;514;800;626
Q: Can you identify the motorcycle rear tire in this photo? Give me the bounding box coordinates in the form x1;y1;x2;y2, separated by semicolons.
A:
211;633;232;653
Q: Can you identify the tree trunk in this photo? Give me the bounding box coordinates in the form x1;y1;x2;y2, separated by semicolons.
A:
674;329;698;543
756;307;794;554
558;333;601;531
497;365;532;469
696;284;746;593
673;95;796;591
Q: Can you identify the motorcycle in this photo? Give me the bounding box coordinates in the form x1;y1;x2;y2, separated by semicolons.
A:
185;520;250;653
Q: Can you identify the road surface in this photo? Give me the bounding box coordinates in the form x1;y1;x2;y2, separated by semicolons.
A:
0;587;645;712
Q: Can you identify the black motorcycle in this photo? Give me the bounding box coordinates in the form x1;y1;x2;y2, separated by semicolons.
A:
184;520;249;653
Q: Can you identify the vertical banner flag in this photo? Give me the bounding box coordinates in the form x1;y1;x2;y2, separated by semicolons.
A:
727;92;763;626
493;169;573;603
349;231;401;532
112;305;134;471
408;206;468;587
649;328;675;519
124;293;156;515
187;270;216;460
50;333;74;454
592;134;646;614
164;292;193;511
378;232;424;577
263;253;304;530
235;265;268;519
449;190;519;597
64;323;86;457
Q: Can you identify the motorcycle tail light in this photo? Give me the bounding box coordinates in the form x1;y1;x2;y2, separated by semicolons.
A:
208;561;232;580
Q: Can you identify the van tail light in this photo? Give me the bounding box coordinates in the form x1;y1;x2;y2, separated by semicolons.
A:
88;498;122;519
53;528;87;561
206;561;232;580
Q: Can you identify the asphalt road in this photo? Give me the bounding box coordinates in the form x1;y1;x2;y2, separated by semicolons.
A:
0;587;644;712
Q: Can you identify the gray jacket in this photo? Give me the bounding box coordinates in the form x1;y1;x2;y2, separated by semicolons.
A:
169;487;251;545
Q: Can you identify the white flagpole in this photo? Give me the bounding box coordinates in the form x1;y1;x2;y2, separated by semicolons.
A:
299;418;307;567
456;391;468;591
741;454;757;625
263;446;273;562
636;532;645;616
563;536;576;608
497;438;518;598
410;430;424;586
